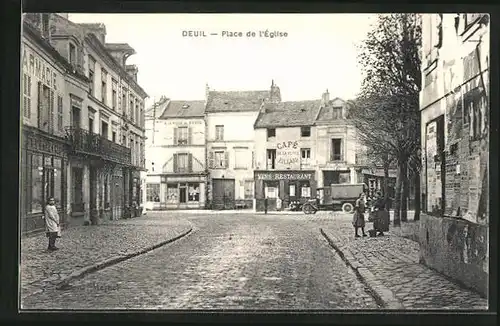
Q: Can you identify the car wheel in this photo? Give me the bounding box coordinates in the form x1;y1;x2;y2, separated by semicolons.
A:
342;202;354;213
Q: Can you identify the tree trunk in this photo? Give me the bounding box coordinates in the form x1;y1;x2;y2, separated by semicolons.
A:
401;161;409;222
383;162;390;211
393;161;403;227
413;170;421;221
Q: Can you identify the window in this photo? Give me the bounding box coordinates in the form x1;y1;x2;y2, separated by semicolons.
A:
53;158;63;208
300;181;311;198
176;127;189;145
57;96;63;131
122;135;127;147
101;121;108;139
331;138;342;161
267;149;276;169
244;180;254;199
301;126;311;137
176;153;189;172
234;148;249;169
215;125;224;141
29;54;34;74
146;183;160;202
112;131;116;142
135;101;139;125
130;97;134;121
264;181;278;199
112;79;117;110
300;148;311;167
267;128;276;139
188;183;200;202
38;84;54;133
88;117;94;133
122;88;127;114
22;73;32;118
53;72;57;90
332;107;343;119
214;151;226;168
339;172;351;184
88;70;94;96
69;43;76;66
101;69;107;104
167;184;178;203
289;184;296;197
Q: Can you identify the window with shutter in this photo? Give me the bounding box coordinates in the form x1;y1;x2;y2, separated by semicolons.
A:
224;151;229;169
208;151;215;169
188;153;193;172
173;127;178;145
173;153;178;173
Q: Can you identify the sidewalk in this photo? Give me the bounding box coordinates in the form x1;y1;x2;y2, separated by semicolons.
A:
20;214;193;300
320;217;488;310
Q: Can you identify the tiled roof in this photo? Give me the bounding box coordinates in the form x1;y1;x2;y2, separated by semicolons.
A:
159;100;206;119
205;90;269;113
255;101;321;128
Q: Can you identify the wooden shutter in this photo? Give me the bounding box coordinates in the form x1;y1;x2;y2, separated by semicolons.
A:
208;151;214;169
173;127;178;145
188;127;192;145
224;151;229;169
37;82;43;128
173;154;178;173
49;90;54;133
188;153;193;172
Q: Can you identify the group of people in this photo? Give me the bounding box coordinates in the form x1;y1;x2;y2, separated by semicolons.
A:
352;192;390;238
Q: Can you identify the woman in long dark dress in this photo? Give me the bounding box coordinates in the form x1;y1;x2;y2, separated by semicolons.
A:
370;192;390;236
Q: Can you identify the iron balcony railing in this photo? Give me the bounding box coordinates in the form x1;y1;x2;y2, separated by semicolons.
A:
65;127;132;165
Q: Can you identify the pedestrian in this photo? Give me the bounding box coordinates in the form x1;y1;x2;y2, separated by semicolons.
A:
369;192;390;236
43;197;61;251
352;193;367;238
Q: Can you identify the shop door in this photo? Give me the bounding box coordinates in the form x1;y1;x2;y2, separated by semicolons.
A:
212;178;235;210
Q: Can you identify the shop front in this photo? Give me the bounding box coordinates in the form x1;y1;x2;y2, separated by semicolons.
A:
147;173;207;210
254;170;316;211
21;126;68;234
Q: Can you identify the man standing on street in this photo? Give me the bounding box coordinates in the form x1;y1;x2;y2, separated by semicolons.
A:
43;197;61;251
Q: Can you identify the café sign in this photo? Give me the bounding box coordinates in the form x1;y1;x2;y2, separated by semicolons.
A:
275;140;300;170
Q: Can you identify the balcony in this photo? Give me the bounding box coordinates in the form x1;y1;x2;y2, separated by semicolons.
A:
65;127;131;165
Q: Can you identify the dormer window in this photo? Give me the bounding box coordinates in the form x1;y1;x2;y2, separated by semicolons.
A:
332;106;343;119
69;43;76;66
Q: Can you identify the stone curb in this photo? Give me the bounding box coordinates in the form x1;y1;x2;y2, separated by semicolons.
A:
54;227;193;290
320;228;404;310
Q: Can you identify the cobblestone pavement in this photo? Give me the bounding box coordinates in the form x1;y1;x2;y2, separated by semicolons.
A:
320;215;488;310
20;213;192;301
22;212;380;310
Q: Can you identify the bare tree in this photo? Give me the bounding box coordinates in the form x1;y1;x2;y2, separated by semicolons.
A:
352;14;422;226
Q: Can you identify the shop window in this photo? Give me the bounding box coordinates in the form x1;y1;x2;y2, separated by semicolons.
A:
267;128;276;139
264;182;279;199
267;149;276;169
215;125;224;141
166;184;178;203
146;183;160;202
53;158;63;208
30;154;44;213
331;138;343;161
301;126;311;137
289;184;296;197
244;180;254;199
301;181;311;198
188;183;200;202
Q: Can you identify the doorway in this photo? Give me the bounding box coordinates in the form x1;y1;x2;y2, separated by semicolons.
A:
212;178;235;210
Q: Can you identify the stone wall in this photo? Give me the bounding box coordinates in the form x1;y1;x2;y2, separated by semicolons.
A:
419;214;488;297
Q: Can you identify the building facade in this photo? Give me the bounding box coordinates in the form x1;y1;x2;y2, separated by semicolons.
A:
145;100;207;210
205;84;279;209
20;17;88;233
254;100;320;211
419;13;489;296
21;13;147;232
315;92;361;188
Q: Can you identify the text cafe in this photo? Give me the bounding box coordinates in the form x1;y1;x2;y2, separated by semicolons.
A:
254;170;317;211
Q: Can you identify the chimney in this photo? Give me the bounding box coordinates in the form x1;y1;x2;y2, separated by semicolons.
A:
205;83;210;101
80;23;107;44
322;89;330;106
269;79;281;103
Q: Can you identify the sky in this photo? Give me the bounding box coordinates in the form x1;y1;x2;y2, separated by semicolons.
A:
69;14;377;106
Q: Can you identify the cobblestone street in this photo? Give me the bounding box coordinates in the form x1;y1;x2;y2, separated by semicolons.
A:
320;215;488;310
21;212;379;310
21;211;488;310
